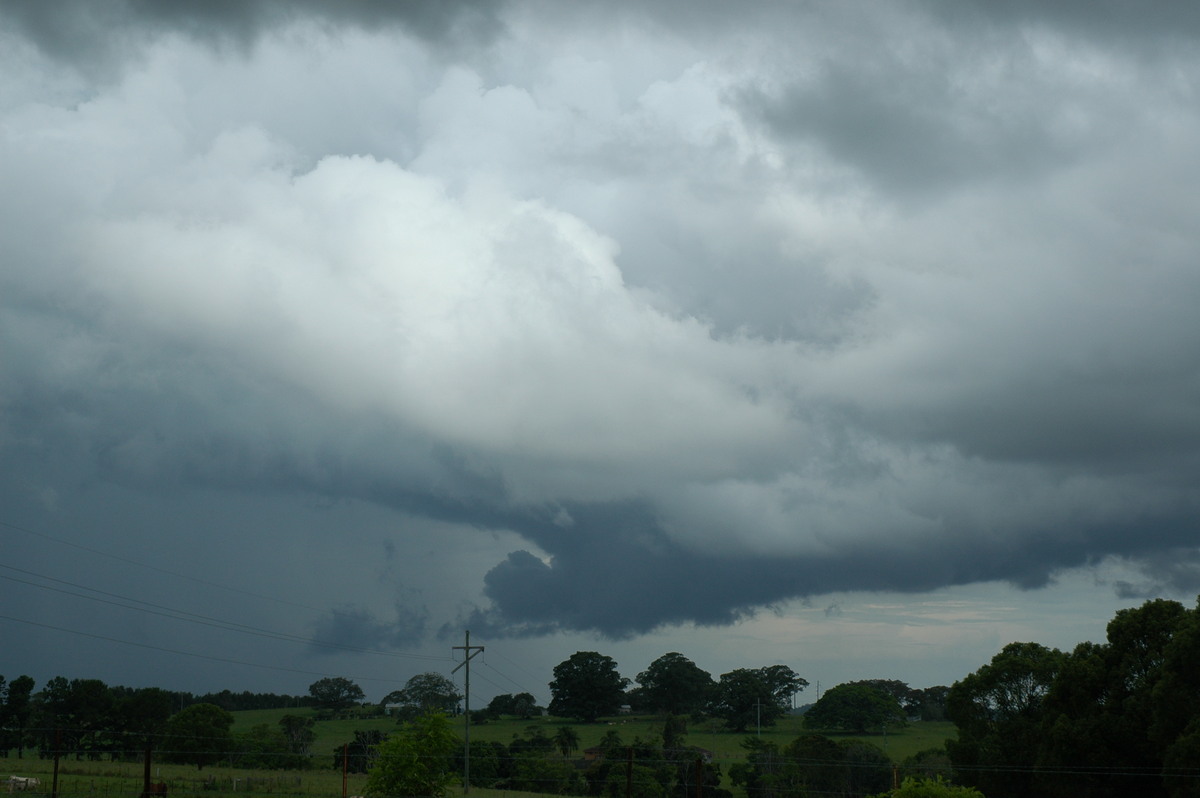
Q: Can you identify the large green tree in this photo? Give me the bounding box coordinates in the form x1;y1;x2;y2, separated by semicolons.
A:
163;703;235;770
382;672;462;716
308;677;365;714
944;598;1200;798
634;653;715;716
804;682;905;733
759;664;809;707
32;677;115;760
549;651;629;722
116;687;174;750
1036;598;1198;798
847;679;919;715
365;712;461;798
484;692;538;719
947;641;1064;797
709;666;806;732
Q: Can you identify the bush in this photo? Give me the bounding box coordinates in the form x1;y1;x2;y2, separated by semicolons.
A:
365;713;460;798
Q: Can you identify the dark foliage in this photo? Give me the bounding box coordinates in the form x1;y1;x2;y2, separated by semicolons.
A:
549;652;630;723
947;598;1200;798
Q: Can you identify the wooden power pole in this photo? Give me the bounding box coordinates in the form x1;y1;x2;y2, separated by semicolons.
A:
452;631;484;794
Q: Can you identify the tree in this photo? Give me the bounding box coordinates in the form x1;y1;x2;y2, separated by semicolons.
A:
709;666;806;732
635;653;715;716
365;712;461;798
731;734;888;798
68;678;115;760
383;672;463;716
278;715;316;757
510;692;538;718
804;683;905;734
3;675;34;758
115;687;174;749
549;651;629;722
661;715;687;753
759;665;808;708
510;753;586;794
483;692;538;719
233;723;295;769
31;677;114;760
554;726;580;758
849;679;919;715
601;763;669;798
937;599;1200;798
598;729;624;751
1163;719;1200;798
877;775;985;798
1035;598;1197;798
509;726;554;758
912;685;950;721
589;736;673;798
461;739;509;787
308;677;365;714
946;641;1064;797
839;740;892;797
163;703;234;770
336;729;388;773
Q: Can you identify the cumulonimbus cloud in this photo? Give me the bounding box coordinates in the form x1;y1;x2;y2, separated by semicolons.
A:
3;1;1200;648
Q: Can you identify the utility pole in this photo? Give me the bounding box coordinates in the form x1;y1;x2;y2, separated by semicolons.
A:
452;630;484;794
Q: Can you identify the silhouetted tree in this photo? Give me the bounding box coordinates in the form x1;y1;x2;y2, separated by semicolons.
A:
549;652;629;722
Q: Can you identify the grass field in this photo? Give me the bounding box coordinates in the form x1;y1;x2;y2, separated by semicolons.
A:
2;711;954;797
384;712;954;764
227;707;954;766
0;756;369;798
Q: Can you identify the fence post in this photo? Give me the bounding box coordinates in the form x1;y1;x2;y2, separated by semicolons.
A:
52;729;62;798
342;743;349;798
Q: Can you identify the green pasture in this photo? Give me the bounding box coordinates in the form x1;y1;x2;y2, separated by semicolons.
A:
233;707;956;766
0;757;368;798
447;713;954;764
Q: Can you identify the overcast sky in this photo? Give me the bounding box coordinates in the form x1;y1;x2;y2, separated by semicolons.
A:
3;0;1200;707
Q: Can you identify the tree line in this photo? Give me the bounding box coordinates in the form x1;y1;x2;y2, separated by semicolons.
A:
542;651;947;733
0;676;320;768
944;597;1200;798
8;596;1197;797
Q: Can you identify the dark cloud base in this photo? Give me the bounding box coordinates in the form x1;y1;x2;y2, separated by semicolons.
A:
447;499;1200;640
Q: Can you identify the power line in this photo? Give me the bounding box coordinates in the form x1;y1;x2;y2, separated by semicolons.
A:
479;655;534;690
486;647;544;684
0;517;325;613
0;613;410;685
0;563;448;662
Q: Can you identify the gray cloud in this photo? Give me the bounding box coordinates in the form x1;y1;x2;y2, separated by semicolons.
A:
743;62;1081;197
3;0;1200;692
924;0;1200;48
309;603;430;653
0;0;499;69
1112;548;1200;600
456;496;1200;639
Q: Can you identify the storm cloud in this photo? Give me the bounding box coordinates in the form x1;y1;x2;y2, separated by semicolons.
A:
3;0;1200;693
